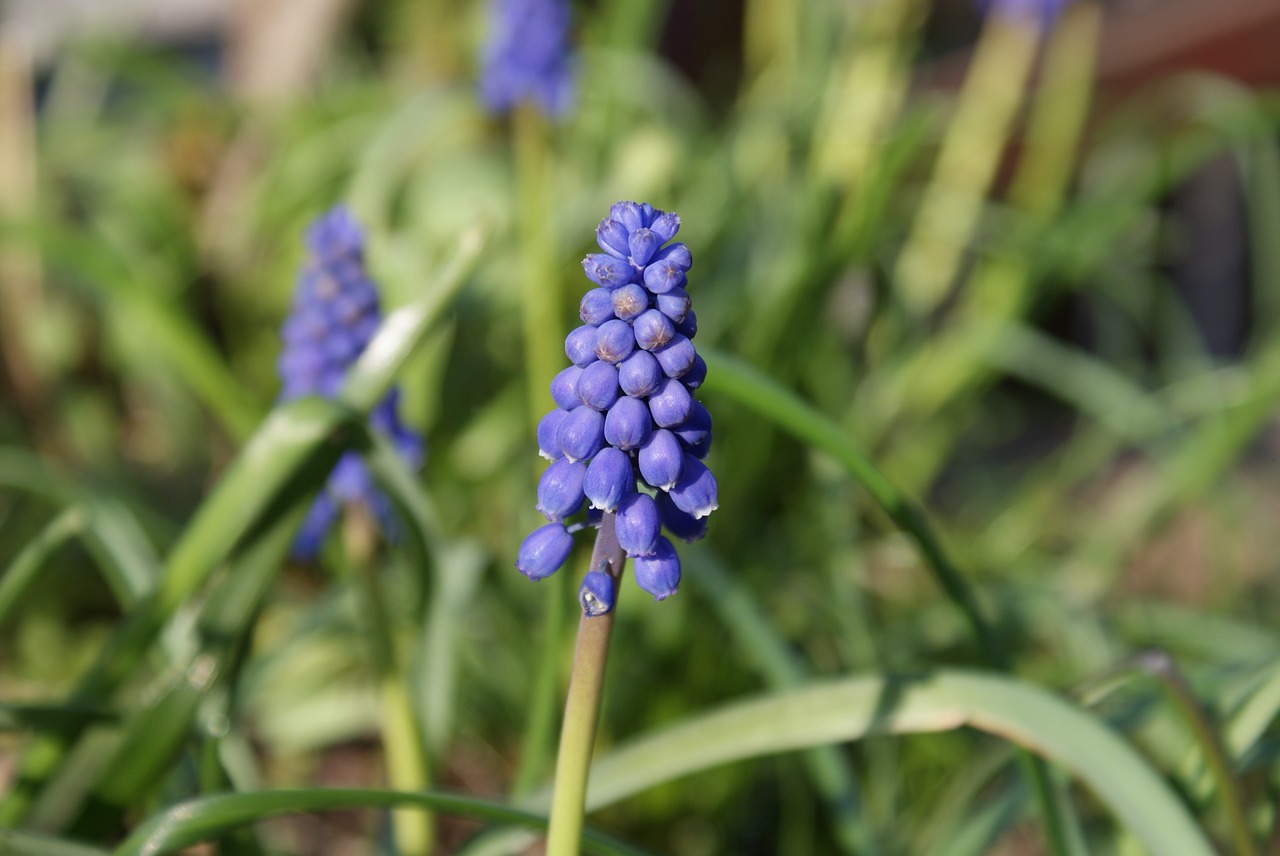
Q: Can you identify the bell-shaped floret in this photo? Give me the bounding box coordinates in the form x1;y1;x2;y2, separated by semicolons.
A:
536;457;587;521
668;453;718;519
579;570;617;616
648;377;693;428
556;405;605;463
638;428;683;490
583;447;634;512
576;360;620;411
603;395;652;450
633;536;681;600
517;523;574;580
615;491;660;557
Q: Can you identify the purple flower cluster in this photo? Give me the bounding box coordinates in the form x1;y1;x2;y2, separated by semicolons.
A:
978;0;1069;29
478;0;575;119
277;206;424;558
516;202;717;607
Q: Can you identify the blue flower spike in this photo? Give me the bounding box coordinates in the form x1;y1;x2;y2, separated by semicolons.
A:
516;202;717;610
479;0;576;118
277;206;424;559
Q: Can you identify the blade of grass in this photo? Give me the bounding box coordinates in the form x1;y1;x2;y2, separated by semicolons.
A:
110;789;654;856
577;671;1215;856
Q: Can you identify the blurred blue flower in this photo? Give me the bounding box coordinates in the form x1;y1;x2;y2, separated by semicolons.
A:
479;0;575;118
277;206;424;558
517;202;717;604
979;0;1070;29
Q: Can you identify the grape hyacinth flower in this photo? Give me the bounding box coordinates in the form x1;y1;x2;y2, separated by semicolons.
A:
277;206;424;558
979;0;1070;30
478;0;575;119
516;202;717;609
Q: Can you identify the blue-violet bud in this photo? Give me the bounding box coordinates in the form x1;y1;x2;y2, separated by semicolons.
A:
580;288;616;325
537;457;587;521
611;283;650;321
638;428;684;491
669;454;718;519
556;405;605;463
616;492;661;557
618;349;663;397
537;409;566;460
583;447;634;512
603;395;652;451
579;570;617;616
633;536;681;600
550;365;583;410
633;309;674;351
648;376;693;428
565;324;599;367
576;360;620;411
594;318;636;364
517;523;575;580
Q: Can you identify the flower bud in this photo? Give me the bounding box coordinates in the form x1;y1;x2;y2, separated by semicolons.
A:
675;309;697;340
537;409;566;460
648;377;693;428
579;287;615;325
618;349;663;397
537;457;587;521
634;536;681;600
594;318;636;365
638;428;683;490
611;283;650;321
650;211;680;243
582;253;634;288
604;395;652;450
596;218;630;257
579;570;617;616
576;360;620;411
653;334;696;379
583;447;634;512
682;354;707;390
517;523;574;580
565;324;599;367
556;405;605;462
550;365;583;410
656;490;707;542
655;287;690;324
633;309;675;351
616;491;661;556
669;454;718;519
628;228;661;266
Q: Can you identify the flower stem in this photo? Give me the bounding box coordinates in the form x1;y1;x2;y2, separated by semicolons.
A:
545;512;625;856
344;508;434;855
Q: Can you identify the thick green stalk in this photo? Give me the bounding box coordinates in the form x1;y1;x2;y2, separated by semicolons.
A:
546;513;626;856
344;509;434;856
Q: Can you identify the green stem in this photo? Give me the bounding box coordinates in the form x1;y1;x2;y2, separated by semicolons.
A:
1128;650;1259;856
546;513;626;856
345;509;434;856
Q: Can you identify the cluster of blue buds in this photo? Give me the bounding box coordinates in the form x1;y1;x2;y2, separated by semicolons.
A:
277;206;424;558
517;202;717;610
978;0;1069;29
478;0;575;119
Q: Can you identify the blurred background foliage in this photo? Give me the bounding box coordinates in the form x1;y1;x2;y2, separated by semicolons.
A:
1;0;1280;853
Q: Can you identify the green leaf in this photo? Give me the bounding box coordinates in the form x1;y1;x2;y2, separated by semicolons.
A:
579;671;1215;856
110;789;653;856
0;830;109;856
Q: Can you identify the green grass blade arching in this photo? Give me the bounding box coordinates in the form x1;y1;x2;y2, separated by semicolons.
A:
0;830;109;856
110;789;654;856
582;672;1216;856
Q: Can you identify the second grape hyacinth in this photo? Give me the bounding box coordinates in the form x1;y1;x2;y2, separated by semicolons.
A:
516;202;717;611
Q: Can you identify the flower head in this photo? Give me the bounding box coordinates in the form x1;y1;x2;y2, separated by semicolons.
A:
979;0;1070;30
516;202;716;604
277;206;424;557
479;0;575;118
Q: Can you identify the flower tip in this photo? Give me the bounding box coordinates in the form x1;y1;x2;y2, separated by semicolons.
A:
579;570;617;616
